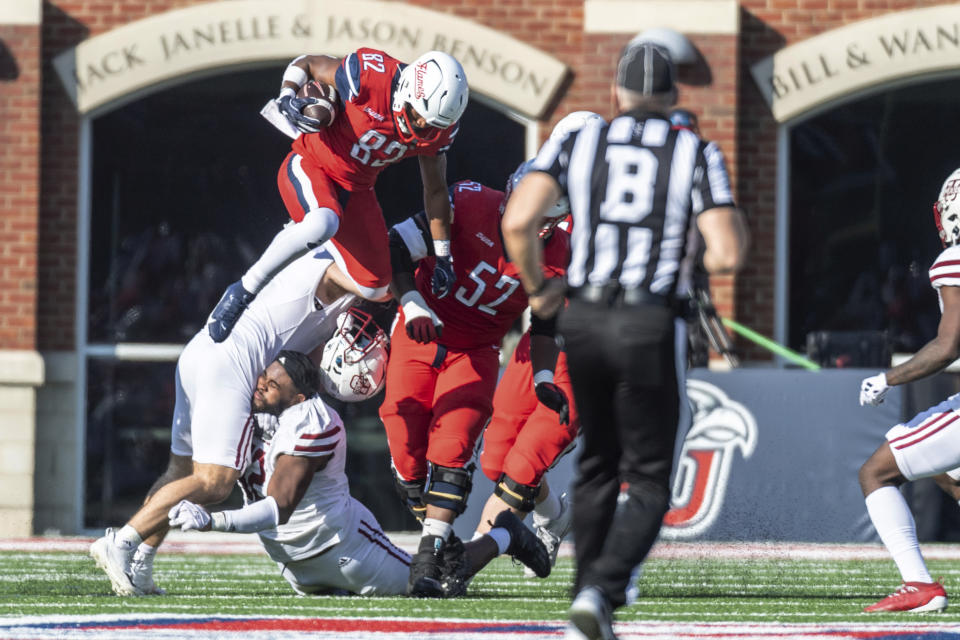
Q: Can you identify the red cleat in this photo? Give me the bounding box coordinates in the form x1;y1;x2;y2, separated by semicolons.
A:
864;581;948;613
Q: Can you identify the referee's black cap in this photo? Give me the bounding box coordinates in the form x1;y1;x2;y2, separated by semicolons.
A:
616;41;675;97
276;350;320;397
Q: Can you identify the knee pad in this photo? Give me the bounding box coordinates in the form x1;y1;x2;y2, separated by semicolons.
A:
391;466;426;522
423;462;474;515
494;473;539;513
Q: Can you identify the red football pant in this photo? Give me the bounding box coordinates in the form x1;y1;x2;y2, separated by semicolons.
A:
480;332;580;486
379;325;500;482
277;151;390;290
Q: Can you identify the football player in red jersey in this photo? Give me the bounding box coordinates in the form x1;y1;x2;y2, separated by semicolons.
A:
380;169;572;597
207;49;469;342
468;115;605;577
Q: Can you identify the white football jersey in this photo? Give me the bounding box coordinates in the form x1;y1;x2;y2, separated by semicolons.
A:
208;246;354;400
928;245;960;311
240;396;351;563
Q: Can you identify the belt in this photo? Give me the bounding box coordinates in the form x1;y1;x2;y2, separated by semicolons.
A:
569;284;674;309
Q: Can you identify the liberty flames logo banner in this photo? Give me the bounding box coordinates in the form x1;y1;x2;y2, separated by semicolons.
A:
662;380;757;539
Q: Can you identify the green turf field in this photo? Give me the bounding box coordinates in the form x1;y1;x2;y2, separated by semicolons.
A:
3;547;960;624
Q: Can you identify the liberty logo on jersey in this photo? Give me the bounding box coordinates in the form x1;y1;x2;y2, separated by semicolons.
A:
661;380;757;539
475;232;494;247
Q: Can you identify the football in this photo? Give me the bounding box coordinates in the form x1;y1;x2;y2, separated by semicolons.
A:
297;80;338;127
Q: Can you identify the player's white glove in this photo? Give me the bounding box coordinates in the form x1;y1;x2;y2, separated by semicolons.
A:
168;500;212;532
859;372;889;407
401;290;443;344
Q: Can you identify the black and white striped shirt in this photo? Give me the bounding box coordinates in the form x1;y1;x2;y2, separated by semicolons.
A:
530;110;735;295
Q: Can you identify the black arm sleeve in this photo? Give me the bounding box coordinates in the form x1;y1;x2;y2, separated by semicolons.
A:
388;211;432;277
389;227;417;277
529;312;558;338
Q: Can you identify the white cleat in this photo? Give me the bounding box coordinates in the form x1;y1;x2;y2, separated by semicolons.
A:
524;491;573;578
129;553;166;596
89;528;138;596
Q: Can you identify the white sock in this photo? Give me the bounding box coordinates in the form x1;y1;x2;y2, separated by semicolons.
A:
422;518;453;541
241;208;339;293
115;525;142;549
486;527;511;555
534;490;562;521
865;486;933;583
134;542;157;562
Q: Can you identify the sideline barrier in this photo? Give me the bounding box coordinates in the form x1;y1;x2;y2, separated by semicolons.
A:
458;369;904;542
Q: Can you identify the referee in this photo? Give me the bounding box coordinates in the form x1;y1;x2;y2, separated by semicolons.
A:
502;42;747;640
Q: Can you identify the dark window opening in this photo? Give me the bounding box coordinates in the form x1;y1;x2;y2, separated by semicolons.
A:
788;76;960;354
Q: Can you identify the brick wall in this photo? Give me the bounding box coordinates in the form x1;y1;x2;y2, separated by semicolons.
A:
734;0;954;358
25;0;960;356
0;22;40;350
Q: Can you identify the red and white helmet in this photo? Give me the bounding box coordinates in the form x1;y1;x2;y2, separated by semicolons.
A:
935;168;960;247
319;308;388;403
392;51;468;145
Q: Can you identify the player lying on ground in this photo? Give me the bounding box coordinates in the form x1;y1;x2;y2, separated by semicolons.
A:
857;166;960;613
168;343;547;597
89;245;360;596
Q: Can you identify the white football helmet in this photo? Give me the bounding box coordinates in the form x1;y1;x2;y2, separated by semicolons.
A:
935;168;960;247
392;51;468;145
319;308;388;403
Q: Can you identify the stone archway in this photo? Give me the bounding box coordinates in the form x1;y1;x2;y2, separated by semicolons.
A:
751;4;960;123
52;0;569;118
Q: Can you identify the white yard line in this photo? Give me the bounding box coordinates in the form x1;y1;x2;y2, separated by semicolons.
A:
6;535;960;561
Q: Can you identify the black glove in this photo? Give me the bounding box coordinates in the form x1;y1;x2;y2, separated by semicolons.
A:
535;381;570;425
431;255;456;299
277;94;325;133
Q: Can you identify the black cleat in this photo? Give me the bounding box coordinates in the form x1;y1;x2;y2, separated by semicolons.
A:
207;281;255;343
492;510;551;578
440;535;472;598
407;535;446;598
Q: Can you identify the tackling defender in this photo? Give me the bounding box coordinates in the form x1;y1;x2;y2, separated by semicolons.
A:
380;169;572;596
89;245;360;596
857;167;960;613
168;343;548;597
208;48;469;342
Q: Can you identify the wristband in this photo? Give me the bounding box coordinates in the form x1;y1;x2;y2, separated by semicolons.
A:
278;86;296;100
533;369;554;386
433;239;451;258
282;63;308;88
210;495;280;533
